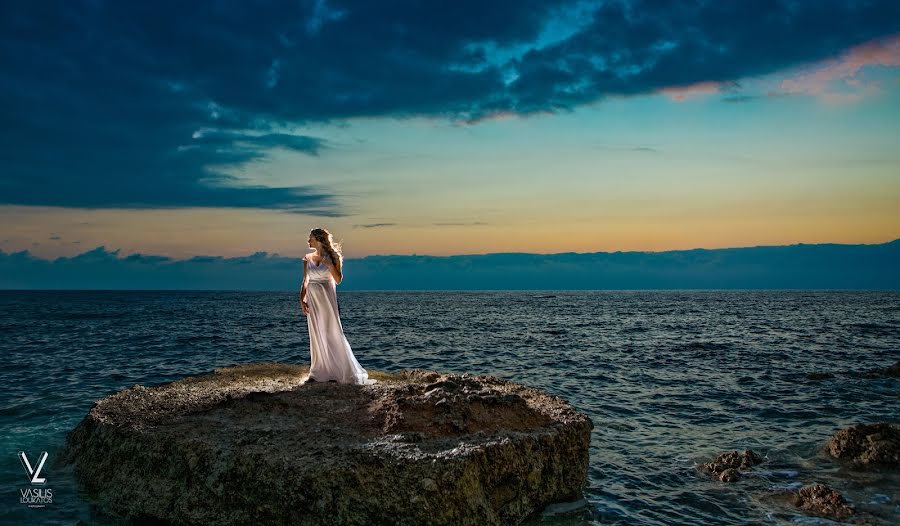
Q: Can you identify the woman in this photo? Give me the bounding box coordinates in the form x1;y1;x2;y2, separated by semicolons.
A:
299;228;376;385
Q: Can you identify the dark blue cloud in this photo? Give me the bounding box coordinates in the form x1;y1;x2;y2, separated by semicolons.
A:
2;239;898;290
1;1;897;210
507;0;900;110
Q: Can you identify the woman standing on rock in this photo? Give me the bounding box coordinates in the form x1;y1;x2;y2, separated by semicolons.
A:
300;228;377;385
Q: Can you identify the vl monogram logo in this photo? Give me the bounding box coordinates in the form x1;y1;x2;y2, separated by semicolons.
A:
18;451;48;484
18;450;53;507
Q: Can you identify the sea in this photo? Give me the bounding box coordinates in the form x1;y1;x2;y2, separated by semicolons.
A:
1;290;898;525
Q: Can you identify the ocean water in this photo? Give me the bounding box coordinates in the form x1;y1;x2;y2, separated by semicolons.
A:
1;290;898;525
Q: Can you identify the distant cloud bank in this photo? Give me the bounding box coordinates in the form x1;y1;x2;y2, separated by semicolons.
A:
2;240;898;291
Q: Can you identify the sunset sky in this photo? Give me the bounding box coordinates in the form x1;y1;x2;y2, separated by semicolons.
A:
2;1;899;260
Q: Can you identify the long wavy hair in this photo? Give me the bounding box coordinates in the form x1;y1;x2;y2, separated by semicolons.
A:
310;228;343;266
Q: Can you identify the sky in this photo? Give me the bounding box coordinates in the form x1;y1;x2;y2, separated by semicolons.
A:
2;0;899;261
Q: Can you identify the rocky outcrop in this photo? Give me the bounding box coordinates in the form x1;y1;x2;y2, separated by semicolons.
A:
58;363;593;526
772;483;857;522
790;483;856;521
697;449;763;482
824;422;900;469
760;482;882;524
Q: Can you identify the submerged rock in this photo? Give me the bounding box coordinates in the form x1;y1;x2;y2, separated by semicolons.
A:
58;363;593;526
856;360;900;379
805;360;900;383
697;449;763;482
824;422;900;469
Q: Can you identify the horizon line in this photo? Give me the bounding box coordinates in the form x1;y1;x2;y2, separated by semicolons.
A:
2;237;898;262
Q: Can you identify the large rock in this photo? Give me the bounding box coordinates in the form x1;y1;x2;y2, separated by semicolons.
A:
58;363;593;525
824;422;900;469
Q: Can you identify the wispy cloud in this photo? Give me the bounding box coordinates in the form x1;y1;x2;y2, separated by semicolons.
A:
779;33;900;104
353;223;397;228
658;81;722;102
596;144;659;153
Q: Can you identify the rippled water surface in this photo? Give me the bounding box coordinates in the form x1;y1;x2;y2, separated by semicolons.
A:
1;290;898;525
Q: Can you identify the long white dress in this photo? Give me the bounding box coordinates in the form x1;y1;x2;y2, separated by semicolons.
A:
303;254;376;385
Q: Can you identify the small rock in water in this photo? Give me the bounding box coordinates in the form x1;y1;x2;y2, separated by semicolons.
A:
788;483;856;521
698;449;764;482
760;482;872;524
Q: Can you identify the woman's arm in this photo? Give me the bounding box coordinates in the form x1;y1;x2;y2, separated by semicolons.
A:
300;257;309;300
326;254;343;285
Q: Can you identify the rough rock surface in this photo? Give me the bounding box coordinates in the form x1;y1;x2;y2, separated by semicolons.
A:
58;363;593;526
760;483;879;525
824;422;900;469
697;449;763;482
787;483;856;521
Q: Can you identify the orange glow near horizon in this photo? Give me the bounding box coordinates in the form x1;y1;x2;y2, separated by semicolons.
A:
1;204;896;261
